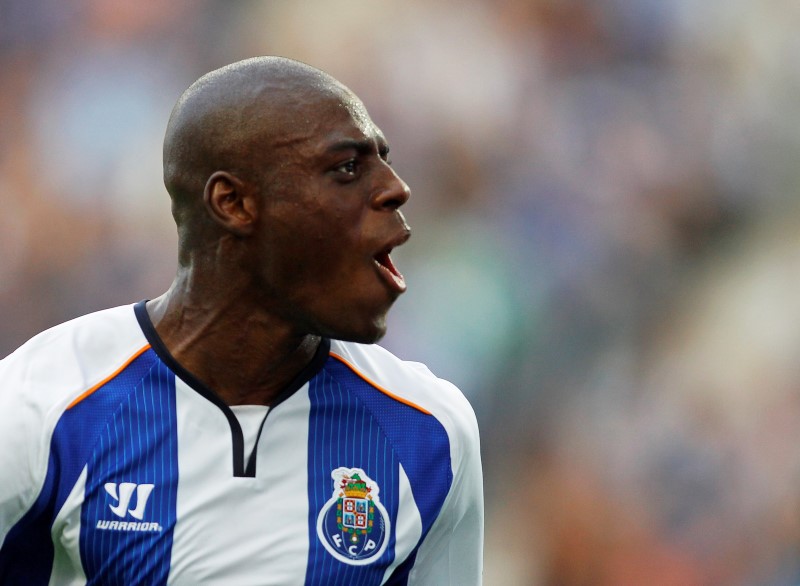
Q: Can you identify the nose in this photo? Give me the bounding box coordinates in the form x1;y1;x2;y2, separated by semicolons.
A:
371;165;411;211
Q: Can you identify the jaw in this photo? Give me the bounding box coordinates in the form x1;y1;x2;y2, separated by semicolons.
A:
312;301;392;344
251;233;408;344
290;282;397;344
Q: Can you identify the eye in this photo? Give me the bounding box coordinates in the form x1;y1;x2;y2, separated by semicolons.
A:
335;159;359;176
379;147;392;165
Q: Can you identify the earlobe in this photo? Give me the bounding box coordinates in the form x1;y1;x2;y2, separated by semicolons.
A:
203;171;257;236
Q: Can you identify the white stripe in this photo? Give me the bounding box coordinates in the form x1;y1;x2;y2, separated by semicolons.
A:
49;466;89;585
381;463;422;584
167;378;312;584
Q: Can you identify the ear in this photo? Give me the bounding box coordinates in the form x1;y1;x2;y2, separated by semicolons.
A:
203;171;258;236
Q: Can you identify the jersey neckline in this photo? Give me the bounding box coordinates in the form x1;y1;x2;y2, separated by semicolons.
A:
133;300;331;477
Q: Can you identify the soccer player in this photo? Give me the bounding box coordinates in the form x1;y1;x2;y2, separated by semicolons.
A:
0;57;483;585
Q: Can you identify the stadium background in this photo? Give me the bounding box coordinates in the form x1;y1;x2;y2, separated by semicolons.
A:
2;1;800;583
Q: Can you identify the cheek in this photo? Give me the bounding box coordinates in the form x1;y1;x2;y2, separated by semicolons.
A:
258;192;367;288
260;224;345;293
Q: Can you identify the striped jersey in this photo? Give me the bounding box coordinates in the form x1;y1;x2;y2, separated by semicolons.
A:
0;302;483;585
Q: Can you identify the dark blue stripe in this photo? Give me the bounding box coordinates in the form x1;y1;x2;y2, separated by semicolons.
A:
0;349;159;585
305;369;396;585
304;357;452;585
0;453;59;585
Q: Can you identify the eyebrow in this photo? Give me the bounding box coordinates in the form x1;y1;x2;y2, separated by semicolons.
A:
325;137;389;156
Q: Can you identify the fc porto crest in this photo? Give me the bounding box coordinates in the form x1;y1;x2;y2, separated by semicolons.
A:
316;467;390;565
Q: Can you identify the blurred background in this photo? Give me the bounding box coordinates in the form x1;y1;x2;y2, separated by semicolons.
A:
3;0;800;583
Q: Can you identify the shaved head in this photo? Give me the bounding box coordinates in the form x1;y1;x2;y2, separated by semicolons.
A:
153;55;410;345
163;57;357;248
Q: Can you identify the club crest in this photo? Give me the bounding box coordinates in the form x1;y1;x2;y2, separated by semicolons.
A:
316;467;390;565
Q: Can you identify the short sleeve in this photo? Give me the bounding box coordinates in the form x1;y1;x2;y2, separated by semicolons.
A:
407;399;484;585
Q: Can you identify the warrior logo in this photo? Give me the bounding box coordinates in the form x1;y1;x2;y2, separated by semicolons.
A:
105;482;154;519
316;467;390;565
96;482;162;532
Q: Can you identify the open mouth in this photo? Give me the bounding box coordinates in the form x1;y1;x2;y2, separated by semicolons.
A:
374;249;407;293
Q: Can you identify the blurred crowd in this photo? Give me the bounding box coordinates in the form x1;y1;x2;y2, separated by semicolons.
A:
3;1;800;583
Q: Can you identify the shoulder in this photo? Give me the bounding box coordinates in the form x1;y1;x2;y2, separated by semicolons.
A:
0;304;149;411
0;304;151;531
327;340;480;451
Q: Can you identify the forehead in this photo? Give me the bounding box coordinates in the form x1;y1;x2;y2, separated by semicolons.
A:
338;91;376;137
270;87;385;158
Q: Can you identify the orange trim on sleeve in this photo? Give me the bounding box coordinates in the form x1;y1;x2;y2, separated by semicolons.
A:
67;344;152;409
328;351;432;415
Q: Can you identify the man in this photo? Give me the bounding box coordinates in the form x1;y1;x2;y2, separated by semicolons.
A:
0;57;483;584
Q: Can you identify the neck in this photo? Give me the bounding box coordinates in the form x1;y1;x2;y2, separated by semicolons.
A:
146;270;322;406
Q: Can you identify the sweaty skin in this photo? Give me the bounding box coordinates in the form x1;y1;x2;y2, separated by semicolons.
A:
147;57;411;407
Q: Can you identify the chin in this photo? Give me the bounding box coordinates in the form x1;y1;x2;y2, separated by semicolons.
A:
322;316;388;345
336;326;386;345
